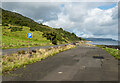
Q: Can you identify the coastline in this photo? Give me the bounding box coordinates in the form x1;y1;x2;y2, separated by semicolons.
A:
102;45;120;50
96;45;120;50
85;40;119;49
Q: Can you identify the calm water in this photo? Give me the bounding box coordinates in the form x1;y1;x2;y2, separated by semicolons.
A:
86;40;119;46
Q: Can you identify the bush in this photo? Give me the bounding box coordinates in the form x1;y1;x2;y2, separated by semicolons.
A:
32;50;36;53
52;39;57;45
17;50;26;54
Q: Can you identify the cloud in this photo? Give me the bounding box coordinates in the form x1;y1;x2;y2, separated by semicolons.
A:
43;2;118;40
2;2;118;40
1;0;119;2
2;2;62;22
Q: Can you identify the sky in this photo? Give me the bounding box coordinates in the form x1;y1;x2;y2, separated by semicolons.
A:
1;1;119;40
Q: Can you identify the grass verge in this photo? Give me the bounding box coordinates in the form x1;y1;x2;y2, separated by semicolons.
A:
97;45;120;59
2;44;76;73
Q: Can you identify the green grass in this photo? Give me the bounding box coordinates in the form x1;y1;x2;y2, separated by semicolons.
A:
2;44;76;73
97;45;120;59
2;26;53;49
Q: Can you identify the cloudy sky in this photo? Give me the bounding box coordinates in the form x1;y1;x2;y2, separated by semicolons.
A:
2;1;118;40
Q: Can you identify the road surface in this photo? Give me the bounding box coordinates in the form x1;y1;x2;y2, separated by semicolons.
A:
2;44;67;55
2;45;118;82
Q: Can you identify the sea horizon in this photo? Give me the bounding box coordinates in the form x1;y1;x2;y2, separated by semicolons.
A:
86;40;119;46
84;38;119;46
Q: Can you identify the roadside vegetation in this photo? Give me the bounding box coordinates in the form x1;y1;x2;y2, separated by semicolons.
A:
97;45;120;59
2;44;76;73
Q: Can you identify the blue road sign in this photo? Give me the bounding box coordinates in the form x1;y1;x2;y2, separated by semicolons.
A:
27;33;32;38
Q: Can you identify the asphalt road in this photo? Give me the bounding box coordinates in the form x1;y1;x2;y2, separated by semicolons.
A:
2;44;67;55
2;45;118;82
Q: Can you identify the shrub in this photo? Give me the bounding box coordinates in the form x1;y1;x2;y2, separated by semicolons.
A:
52;39;57;45
32;50;37;53
17;50;26;54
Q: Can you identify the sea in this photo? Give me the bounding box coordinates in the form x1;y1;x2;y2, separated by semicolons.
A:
86;40;119;46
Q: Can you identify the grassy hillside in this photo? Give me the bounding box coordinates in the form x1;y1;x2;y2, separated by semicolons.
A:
2;26;52;49
2;8;84;49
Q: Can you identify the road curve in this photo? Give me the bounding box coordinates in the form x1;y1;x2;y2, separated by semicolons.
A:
2;45;118;82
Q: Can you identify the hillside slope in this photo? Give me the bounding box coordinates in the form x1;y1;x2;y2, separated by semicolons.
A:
2;8;84;49
2;26;52;49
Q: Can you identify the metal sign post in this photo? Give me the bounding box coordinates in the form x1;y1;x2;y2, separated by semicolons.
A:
27;33;32;54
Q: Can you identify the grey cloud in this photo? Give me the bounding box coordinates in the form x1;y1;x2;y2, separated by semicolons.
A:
2;2;62;21
2;2;118;40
